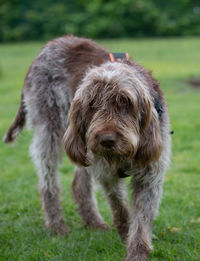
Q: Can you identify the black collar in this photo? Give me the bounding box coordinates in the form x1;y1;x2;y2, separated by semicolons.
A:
117;168;130;178
154;96;163;118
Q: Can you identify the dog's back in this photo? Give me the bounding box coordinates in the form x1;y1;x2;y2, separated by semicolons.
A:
3;36;109;143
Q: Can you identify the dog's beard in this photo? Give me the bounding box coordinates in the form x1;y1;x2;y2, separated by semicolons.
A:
100;150;133;166
88;137;137;165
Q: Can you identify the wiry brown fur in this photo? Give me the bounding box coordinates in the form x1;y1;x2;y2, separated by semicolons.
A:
3;35;171;261
72;168;109;230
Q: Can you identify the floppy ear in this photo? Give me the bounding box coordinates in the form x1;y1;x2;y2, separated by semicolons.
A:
135;102;162;167
63;98;90;167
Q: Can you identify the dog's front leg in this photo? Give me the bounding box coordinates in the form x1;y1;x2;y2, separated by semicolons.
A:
72;167;109;230
126;168;164;261
100;178;130;241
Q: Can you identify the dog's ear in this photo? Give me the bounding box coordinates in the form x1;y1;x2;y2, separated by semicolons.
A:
63;98;90;167
135;100;162;167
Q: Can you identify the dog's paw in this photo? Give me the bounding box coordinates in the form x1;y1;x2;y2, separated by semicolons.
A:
125;245;150;261
125;253;149;261
96;223;110;231
46;220;69;236
86;222;110;231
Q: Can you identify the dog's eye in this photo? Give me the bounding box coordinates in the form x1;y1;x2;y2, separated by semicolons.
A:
119;97;127;106
118;97;131;109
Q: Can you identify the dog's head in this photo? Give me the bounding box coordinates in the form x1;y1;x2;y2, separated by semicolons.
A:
64;62;162;167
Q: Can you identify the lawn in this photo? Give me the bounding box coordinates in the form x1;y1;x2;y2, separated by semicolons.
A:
0;37;200;261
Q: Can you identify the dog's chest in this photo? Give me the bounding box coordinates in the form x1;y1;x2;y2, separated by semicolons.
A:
86;159;118;182
86;158;135;182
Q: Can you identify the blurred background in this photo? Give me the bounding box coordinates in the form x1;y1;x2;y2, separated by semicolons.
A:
0;0;200;42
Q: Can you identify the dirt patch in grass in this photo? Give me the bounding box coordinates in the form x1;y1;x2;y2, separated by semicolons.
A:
188;78;200;89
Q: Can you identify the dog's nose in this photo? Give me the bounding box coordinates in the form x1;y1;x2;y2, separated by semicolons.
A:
99;133;116;148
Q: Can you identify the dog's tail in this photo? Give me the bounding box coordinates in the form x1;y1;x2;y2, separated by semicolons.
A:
3;93;26;144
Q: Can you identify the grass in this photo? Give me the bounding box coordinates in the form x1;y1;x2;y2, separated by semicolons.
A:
0;37;200;261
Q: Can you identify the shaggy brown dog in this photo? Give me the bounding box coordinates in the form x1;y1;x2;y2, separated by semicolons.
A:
4;35;171;261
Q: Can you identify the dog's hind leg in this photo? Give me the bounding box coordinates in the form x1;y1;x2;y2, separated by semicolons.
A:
30;125;68;235
72;167;109;230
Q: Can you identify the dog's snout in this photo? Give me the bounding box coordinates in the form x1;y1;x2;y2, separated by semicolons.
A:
99;133;116;148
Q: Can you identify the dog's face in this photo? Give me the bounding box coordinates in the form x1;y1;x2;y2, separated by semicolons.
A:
64;63;162;167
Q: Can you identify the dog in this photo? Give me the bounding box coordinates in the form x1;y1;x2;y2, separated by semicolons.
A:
3;35;171;261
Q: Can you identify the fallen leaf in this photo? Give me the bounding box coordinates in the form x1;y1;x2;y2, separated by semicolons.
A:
168;227;181;232
152;234;159;240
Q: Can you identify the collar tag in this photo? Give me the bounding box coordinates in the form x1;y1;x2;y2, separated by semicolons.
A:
109;53;129;62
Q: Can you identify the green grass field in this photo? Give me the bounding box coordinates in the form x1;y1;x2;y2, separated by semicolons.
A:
0;37;200;261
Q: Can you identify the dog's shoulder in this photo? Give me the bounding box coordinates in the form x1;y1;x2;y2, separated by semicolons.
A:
53;35;110;95
66;36;110;72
